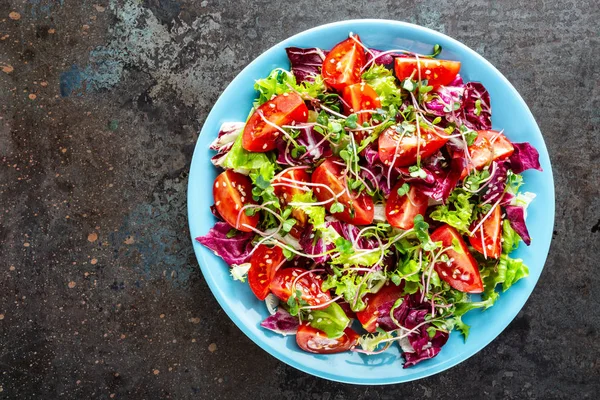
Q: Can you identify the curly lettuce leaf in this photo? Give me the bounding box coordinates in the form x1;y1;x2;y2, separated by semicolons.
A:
222;133;273;175
254;68;325;106
361;64;402;108
429;190;474;234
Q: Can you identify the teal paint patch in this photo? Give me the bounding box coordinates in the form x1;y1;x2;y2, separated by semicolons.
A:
59;66;84;97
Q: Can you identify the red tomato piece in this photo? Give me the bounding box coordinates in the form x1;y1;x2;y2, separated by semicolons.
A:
394;57;461;87
273;168;310;238
296;324;360;354
242;92;308;152
248;245;285;300
430;225;483;293
322;36;367;90
469;205;502;259
213;170;259;232
461;130;516;178
386;183;429;230
378;126;448;168
478;130;515;160
311;158;374;225
270;268;331;307
356;284;404;333
341;83;382;141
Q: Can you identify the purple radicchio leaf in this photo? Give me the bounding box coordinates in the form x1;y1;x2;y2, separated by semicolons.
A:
376;296;410;332
404;152;467;202
504;205;532;245
423;84;466;117
260;308;299;336
276;126;332;166
329;221;378;250
195;222;254;266
210;122;244;168
508;142;542;174
403;328;449;368
298;224;335;264
360;144;401;196
461;82;492;130
481;161;513;205
285;47;326;83
366;49;407;65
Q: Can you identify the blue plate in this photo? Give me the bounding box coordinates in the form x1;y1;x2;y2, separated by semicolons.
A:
187;20;554;384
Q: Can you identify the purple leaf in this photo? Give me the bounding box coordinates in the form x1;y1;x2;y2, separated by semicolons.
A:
285;47;326;83
409;152;467;202
276;126;331;166
424;84;466;117
508;142;542;174
481;161;511;205
461;82;492;130
298;225;335;264
504;205;532;245
260;308;299;336
195;222;254;266
366;49;406;65
403;329;449;368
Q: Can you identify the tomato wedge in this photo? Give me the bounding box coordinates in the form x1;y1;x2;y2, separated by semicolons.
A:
296;324;360;354
322;36;366;90
430;225;483;293
394;57;461;87
461;130;516;178
479;130;515;160
386;183;429;230
341;83;381;143
469;205;502;259
213;170;259;232
378;125;448;168
270;267;331;307
242;92;308;152
273;168;310;238
342;81;381;123
356;284;403;333
312;158;374;225
248;245;284;300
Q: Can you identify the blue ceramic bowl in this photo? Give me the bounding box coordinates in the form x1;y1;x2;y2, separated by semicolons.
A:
187;20;554;384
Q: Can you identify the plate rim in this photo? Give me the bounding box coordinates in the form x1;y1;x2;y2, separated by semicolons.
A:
187;19;555;385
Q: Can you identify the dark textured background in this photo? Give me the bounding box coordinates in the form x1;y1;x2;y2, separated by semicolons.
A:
1;0;599;399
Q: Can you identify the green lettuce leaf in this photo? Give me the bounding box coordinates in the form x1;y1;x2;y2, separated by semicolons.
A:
322;270;387;312
222;133;273;174
254;68;325;106
502;219;521;254
481;254;529;304
361;64;402;108
429;190;475;234
308;302;350;339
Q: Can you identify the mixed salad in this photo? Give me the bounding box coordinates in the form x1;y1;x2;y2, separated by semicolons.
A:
197;34;542;367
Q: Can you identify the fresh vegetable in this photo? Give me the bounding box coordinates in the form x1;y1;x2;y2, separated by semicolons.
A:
198;33;542;368
243;92;308;152
296;324;360;353
213;170;259;232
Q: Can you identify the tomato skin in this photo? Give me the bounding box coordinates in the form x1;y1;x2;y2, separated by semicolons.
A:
430;225;484;293
478;130;515;160
296;325;360;354
469;205;502;259
322;36;367;90
248;245;285;300
273;168;311;238
341;83;382;143
311;158;374;225
461;130;516;178
378;126;448;168
213;170;259;232
342;82;381;121
356;284;404;333
242;92;308;152
386;183;429;230
394;57;461;87
270;268;331;307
